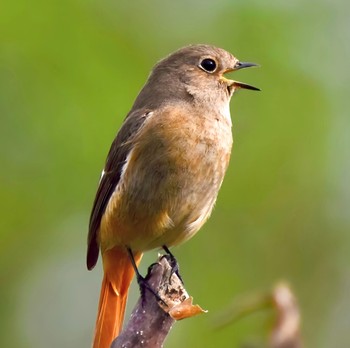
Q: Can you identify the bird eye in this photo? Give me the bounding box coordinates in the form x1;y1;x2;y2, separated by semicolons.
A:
199;58;217;73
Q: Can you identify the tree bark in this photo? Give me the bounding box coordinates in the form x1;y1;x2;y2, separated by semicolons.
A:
111;255;205;348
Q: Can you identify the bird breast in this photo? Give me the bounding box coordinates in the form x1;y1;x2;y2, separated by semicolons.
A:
100;102;233;251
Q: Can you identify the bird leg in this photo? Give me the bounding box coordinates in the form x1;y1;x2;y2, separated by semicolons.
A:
127;247;166;306
162;245;184;284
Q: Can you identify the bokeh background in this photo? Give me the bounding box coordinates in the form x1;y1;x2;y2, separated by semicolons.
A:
1;0;349;346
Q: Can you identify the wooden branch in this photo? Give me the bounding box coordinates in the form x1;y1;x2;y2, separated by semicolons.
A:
270;283;302;348
111;255;205;348
213;282;302;348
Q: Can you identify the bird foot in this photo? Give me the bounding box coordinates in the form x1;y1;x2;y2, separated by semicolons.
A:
162;245;184;285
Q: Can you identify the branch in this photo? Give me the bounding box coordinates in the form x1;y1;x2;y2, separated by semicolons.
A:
213;282;302;347
270;283;302;348
111;255;205;348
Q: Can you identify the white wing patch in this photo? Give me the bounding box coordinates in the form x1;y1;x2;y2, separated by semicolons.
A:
99;169;105;183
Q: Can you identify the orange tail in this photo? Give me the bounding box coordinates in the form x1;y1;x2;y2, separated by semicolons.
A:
92;247;143;348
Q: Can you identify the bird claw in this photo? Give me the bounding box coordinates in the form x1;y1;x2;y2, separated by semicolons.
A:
162;246;184;285
137;272;167;307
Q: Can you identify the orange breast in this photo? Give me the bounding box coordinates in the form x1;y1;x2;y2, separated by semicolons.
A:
99;104;233;253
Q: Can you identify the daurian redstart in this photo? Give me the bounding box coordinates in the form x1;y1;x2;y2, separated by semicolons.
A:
87;44;259;348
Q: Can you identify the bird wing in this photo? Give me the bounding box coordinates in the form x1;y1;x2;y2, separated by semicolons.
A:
87;108;152;270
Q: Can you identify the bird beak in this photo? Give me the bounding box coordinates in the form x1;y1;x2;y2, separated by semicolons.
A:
231;81;260;91
226;61;260;92
234;62;259;70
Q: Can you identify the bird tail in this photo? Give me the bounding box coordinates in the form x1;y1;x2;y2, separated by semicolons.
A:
92;247;143;348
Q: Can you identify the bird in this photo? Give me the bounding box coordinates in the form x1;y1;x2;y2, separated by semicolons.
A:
87;44;259;348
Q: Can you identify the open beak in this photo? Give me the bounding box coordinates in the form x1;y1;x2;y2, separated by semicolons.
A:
234;62;259;70
227;61;260;92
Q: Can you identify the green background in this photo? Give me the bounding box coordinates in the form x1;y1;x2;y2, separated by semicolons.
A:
1;0;349;347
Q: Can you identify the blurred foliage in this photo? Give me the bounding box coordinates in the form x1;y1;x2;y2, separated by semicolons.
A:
1;0;349;347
